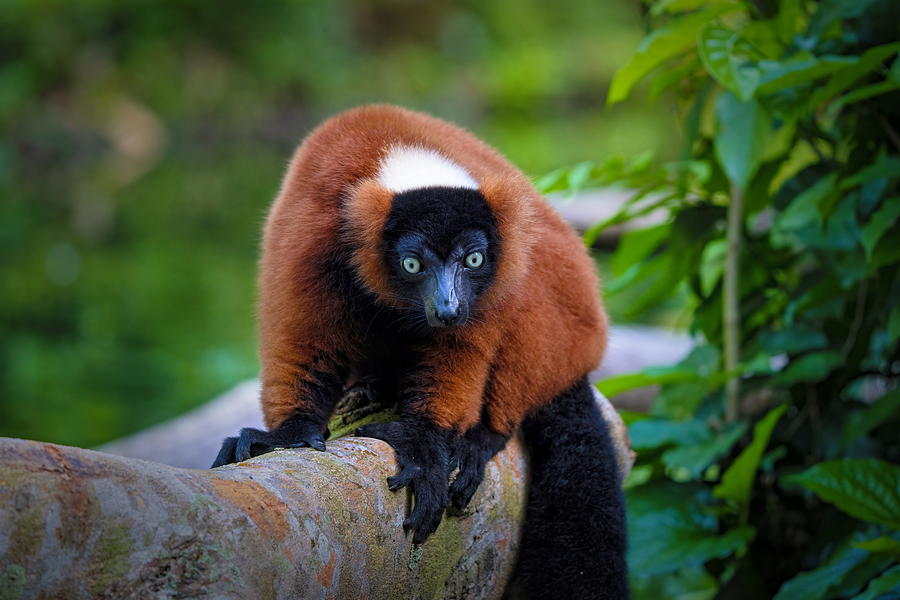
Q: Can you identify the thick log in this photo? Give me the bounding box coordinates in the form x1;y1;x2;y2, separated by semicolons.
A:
0;391;631;600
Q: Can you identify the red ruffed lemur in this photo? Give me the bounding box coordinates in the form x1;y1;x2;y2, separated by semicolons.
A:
213;105;627;599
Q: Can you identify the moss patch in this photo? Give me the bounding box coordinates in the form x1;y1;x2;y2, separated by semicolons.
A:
0;565;25;600
87;524;133;595
8;505;43;560
415;517;467;599
407;544;423;570
329;411;392;440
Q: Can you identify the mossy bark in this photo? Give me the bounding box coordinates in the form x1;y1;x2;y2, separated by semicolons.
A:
0;391;631;600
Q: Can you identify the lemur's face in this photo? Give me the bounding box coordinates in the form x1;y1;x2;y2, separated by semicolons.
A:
383;187;499;328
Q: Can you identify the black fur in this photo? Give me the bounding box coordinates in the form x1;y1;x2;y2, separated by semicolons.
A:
383;187;500;319
355;417;455;544
449;422;510;509
211;413;329;467
509;377;628;599
384;187;500;270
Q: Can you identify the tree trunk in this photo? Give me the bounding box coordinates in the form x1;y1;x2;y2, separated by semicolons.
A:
0;390;631;600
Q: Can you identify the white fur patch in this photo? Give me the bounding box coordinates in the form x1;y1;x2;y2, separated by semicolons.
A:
377;146;478;193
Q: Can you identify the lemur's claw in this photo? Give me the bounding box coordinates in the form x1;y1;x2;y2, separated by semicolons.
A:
448;424;509;509
288;434;326;451
210;415;327;467
211;436;239;468
356;419;451;543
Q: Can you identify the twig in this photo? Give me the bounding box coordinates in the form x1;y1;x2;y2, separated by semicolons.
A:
724;184;743;422
878;114;900;154
841;279;868;358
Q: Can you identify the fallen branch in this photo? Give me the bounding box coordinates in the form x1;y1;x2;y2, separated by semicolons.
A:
1;390;631;600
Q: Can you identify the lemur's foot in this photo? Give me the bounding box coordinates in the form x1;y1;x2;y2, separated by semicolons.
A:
449;424;509;510
211;414;328;467
355;419;451;544
336;381;389;425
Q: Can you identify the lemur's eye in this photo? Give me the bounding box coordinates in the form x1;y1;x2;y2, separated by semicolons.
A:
402;257;422;274
465;252;484;269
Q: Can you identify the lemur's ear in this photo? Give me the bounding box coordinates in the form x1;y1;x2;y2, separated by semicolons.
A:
342;179;400;304
477;175;537;307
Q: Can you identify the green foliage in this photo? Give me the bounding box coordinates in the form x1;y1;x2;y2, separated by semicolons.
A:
713;404;785;506
772;544;878;600
787;459;900;530
565;0;900;596
853;565;900;600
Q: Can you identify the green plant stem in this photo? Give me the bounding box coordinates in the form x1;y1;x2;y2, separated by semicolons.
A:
724;184;742;422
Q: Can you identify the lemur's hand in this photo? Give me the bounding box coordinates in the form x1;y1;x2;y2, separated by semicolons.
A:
356;418;451;544
211;414;328;468
449;424;510;510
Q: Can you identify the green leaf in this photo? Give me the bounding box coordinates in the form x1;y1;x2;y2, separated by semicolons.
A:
862;197;900;260
654;381;712;421
605;251;690;318
759;325;829;354
649;58;702;100
629;418;711;449
631;566;719;600
828;80;900;118
890;304;900;346
774;173;838;233
608;6;738;104
583;189;675;245
679;344;723;378
775;0;804;44
787;459;900;529
699;239;726;296
624;464;654;489
773;544;871;600
628;483;755;575
807;43;900;109
650;0;733;16
829;547;897;599
852;564;900;600
714;92;772;190
534;167;567;193
633;519;756;576
755;54;858;96
662;422;748;478
611;223;672;277
841;390;900;446
890;54;900;83
807;0;878;41
566;161;594;196
842;156;900;189
852;536;900;555
870;224;900;270
714;404;786;504
619;409;652;425
598;367;701;398
775;351;842;386
697;25;759;101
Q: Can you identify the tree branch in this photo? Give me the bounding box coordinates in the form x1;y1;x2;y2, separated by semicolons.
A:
0;390;631;600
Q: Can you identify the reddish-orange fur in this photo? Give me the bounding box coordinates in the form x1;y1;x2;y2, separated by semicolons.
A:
259;105;607;436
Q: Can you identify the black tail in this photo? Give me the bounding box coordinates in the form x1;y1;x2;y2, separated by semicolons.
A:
509;377;629;599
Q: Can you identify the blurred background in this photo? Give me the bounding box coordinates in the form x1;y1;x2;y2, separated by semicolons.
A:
0;0;678;448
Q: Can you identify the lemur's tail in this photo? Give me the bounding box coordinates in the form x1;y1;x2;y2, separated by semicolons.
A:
509;377;629;599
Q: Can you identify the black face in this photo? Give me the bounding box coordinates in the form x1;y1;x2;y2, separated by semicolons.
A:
383;187;499;328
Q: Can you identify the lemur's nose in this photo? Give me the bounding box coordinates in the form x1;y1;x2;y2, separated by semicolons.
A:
435;303;460;326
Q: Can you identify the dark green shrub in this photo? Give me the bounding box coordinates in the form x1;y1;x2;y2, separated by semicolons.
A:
543;0;900;596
